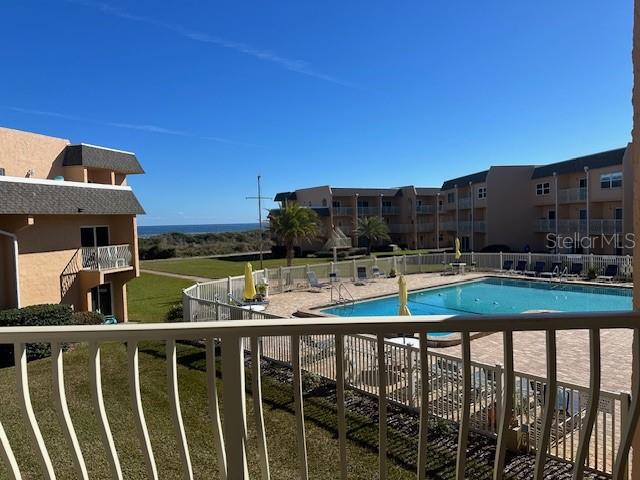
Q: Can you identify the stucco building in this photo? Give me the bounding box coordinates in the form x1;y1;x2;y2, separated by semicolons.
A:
275;145;631;255
0;127;144;321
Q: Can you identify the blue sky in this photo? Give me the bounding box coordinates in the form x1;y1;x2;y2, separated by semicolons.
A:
0;1;633;225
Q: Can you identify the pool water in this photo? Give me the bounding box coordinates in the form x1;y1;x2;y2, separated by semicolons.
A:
321;277;632;317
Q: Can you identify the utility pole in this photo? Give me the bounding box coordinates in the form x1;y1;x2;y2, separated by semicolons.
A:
246;175;271;270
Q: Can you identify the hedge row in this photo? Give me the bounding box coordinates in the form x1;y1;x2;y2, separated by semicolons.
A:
0;304;104;366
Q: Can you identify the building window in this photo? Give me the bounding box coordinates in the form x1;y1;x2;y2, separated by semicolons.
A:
332;200;341;208
600;172;622;189
477;187;487;199
383;200;392;207
321;199;327;207
447;193;455;203
536;182;550;195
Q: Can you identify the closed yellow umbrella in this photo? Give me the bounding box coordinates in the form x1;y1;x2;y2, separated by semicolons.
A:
398;275;411;316
455;237;462;260
244;262;256;300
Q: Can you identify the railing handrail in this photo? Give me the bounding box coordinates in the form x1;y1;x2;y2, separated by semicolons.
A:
2;310;639;343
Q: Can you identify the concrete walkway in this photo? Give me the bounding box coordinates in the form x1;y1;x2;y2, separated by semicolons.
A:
140;269;210;283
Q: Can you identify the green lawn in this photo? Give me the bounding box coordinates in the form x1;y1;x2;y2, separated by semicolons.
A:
141;256;329;279
127;273;192;323
0;341;413;479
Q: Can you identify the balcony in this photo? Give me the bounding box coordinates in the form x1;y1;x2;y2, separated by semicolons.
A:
590;219;623;235
416;205;434;214
458;221;472;233
357;206;379;216
558;187;587;204
458;197;472;209
417;222;434;232
474;220;487;232
333;207;354;216
534;219;555;232
381;206;401;215
558;220;588;234
440;221;456;231
81;244;133;271
388;223;413;233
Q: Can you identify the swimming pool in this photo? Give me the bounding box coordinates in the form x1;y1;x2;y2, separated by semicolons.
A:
321;277;632;317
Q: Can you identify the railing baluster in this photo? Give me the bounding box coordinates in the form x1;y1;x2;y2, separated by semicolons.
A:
51;342;88;479
572;328;600;479
250;337;271;480
127;342;158;480
335;334;347;479
534;330;557;480
613;327;640;478
417;332;429;480
205;338;227;479
15;343;55;479
377;335;388;480
456;332;471;480
0;419;20;480
88;342;123;479
291;334;309;479
166;340;194;480
494;331;514;480
220;334;249;478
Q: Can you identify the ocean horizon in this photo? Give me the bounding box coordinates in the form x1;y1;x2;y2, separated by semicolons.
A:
138;223;262;237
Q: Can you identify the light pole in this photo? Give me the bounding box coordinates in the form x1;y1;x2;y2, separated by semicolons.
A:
245;175;271;270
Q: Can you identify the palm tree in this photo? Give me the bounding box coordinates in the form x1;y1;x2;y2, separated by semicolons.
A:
269;202;320;266
356;216;390;254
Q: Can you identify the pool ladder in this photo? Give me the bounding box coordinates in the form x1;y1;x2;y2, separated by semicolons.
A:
331;283;355;306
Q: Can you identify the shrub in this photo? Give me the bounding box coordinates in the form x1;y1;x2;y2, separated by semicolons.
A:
0;304;73;366
71;311;104;325
587;267;598;280
166;304;183;322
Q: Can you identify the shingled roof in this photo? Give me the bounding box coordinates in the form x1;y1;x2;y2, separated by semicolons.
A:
64;144;144;175
441;170;489;190
0;178;145;215
532;147;627;179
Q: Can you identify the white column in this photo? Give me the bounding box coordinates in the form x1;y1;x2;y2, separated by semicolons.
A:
554;172;559;254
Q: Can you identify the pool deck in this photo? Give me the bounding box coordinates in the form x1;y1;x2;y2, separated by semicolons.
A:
264;272;633;394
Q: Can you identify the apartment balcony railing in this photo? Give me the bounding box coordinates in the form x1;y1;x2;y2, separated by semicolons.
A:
458;221;472;233
440;221;457;231
474;220;487;232
388;223;413;233
417;222;434;232
381;206;401;215
559;220;589;234
333;207;354;216
416;205;434;214
534;219;555;232
357;207;379;216
81;244;133;271
558;187;587;204
590;219;624;235
458;197;472;209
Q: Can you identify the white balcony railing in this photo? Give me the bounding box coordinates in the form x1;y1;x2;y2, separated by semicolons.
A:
357;206;379;216
590;219;624;235
440;221;456;231
81;244;133;271
458;197;472;209
534;219;555;232
417;222;434;232
332;207;354;216
558;187;587;204
474;220;487;232
2;311;638;479
416;205;434;214
381;206;401;215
